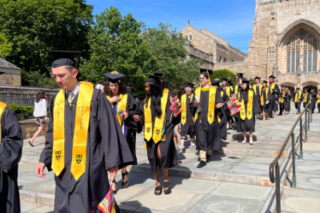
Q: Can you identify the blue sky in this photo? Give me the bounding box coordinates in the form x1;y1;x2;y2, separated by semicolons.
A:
87;0;256;53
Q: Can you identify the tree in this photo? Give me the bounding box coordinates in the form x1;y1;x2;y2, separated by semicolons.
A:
0;33;12;58
21;70;59;88
211;69;237;86
0;0;93;73
80;6;157;97
142;23;202;90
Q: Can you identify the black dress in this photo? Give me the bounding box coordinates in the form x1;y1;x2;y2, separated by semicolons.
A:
180;94;195;139
40;89;134;213
110;93;138;165
311;92;317;111
195;88;223;152
269;83;280;112
138;91;180;173
0;109;23;213
237;90;260;132
260;88;272;113
217;90;228;140
302;93;311;108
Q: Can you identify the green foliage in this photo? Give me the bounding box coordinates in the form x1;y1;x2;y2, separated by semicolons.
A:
0;33;13;58
80;6;157;97
7;104;34;119
211;69;237;86
22;70;59;88
0;0;93;72
142;23;202;91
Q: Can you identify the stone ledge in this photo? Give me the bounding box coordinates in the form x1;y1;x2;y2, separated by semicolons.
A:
20;190;54;207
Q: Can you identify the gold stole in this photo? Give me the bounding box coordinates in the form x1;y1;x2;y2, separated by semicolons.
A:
0;102;7;140
194;86;216;124
106;94;128;126
226;86;231;97
52;81;94;181
295;92;301;102
253;84;262;95
144;88;169;143
235;85;239;94
238;90;254;120
280;92;285;103
268;83;276;92
303;93;308;103
260;88;268;106
181;94;193;125
317;94;320;103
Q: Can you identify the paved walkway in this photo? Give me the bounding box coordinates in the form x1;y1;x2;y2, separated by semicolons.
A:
17;108;319;213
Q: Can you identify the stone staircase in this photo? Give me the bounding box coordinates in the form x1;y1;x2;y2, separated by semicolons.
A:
19;112;309;213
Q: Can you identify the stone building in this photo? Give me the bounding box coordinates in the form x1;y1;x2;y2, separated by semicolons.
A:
214;0;320;91
180;20;247;71
0;57;21;86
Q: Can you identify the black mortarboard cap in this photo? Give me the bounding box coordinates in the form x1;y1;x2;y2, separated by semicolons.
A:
236;73;243;78
221;78;227;82
296;88;300;90
211;78;220;85
103;71;125;83
269;75;276;79
255;76;261;80
227;78;232;82
242;78;250;83
146;75;161;85
263;80;267;84
186;82;194;88
48;50;81;68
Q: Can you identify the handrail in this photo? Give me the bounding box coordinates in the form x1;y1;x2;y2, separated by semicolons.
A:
269;103;310;183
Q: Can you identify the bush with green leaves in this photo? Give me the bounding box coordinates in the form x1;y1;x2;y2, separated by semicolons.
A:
211;69;237;86
7;104;34;120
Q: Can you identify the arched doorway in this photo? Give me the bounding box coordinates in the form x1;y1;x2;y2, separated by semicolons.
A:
303;85;318;92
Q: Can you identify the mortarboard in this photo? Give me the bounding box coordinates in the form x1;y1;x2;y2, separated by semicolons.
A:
146;75;161;85
48;50;81;69
185;82;194;89
236;73;243;78
296;88;300;90
242;78;250;83
262;80;267;84
211;78;220;85
227;78;232;82
255;76;261;80
269;75;276;79
221;78;227;82
103;71;125;83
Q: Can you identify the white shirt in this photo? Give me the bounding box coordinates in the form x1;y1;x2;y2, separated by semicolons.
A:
66;82;80;98
95;84;104;90
33;99;47;117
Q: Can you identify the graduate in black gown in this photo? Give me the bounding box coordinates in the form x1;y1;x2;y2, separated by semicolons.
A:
253;77;262;119
260;81;272;120
194;72;224;168
36;51;133;213
234;73;243;95
235;78;259;145
138;75;180;195
179;82;196;150
286;87;293;114
310;89;317;114
267;75;280;118
302;87;311;109
317;90;320;113
104;71;140;191
293;88;302;114
0;103;23;213
211;79;228;140
221;78;233;128
279;86;289;116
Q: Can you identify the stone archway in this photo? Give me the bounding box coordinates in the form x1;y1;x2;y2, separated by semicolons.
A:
301;80;319;92
281;81;296;92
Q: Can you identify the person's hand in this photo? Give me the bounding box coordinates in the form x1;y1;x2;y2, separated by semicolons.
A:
266;100;270;104
123;111;128;119
109;166;118;179
194;99;200;107
133;115;140;122
35;163;46;178
109;96;120;104
216;103;224;109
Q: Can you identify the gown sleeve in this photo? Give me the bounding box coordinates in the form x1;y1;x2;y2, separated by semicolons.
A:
126;94;138;130
136;101;145;133
0;109;23;173
98;92;134;170
253;91;260;114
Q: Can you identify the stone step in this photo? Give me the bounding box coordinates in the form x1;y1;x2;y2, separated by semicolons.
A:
21;201;54;213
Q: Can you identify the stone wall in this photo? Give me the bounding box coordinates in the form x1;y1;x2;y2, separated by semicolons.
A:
0;73;21;86
213;61;245;73
200;28;229;46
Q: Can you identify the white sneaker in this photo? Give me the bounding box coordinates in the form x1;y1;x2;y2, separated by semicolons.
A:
190;142;195;147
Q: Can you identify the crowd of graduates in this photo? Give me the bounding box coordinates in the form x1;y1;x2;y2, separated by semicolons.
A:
2;50;320;213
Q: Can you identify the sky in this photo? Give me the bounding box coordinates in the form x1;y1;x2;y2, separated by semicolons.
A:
87;0;256;53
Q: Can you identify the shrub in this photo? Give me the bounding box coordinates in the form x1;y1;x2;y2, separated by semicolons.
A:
211;69;237;86
7;104;34;120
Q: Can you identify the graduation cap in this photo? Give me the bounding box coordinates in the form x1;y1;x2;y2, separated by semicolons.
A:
48;50;81;68
255;76;261;80
185;82;194;89
221;78;227;82
154;73;164;81
269;75;276;79
242;78;251;83
227;78;232;82
262;80;267;84
296;88;300;90
103;71;125;83
236;73;243;78
146;75;161;85
211;79;220;86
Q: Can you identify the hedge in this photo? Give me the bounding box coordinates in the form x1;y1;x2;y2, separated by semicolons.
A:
211;69;237;86
7;104;34;120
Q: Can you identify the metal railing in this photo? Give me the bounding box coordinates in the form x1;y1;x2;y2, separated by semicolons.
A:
269;103;312;213
0;93;37;106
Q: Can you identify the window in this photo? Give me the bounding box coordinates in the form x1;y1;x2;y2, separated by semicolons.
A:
190;35;192;40
219;56;222;62
224;58;227;62
287;30;317;73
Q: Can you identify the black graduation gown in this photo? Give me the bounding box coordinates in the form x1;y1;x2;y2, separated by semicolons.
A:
195;89;223;152
39;89;134;213
237;90;259;132
217;90;228;140
283;92;290;111
269;84;280;112
302;93;311;108
260;88;272;112
253;84;262;112
111;93;138;165
0;109;23;213
180;95;195;138
311;92;317;110
138;92;180;173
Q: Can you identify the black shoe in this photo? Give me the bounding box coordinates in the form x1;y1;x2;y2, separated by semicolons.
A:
121;171;129;188
197;161;207;168
206;155;211;162
163;182;171;195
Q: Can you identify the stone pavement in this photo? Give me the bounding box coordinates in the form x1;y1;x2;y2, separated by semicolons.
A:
17;108;318;212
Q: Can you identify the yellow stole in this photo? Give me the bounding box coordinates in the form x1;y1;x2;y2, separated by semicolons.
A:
0;102;7;140
295;92;301;102
226;86;232;97
317;94;320;103
238;90;254;120
106;94;128;126
303;93;308;103
194;86;216;124
260;88;268;106
52;81;94;181
181;94;194;125
253;84;262;95
268;83;276;92
280;92;285;103
144;88;169;143
235;85;239;94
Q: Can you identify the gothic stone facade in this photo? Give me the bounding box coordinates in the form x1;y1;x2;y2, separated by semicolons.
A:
215;0;320;90
180;22;247;67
